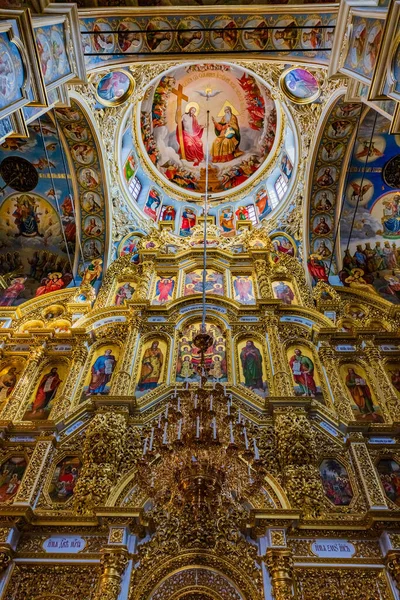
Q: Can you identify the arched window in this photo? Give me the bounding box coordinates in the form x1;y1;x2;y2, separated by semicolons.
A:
128;175;142;203
274;174;288;200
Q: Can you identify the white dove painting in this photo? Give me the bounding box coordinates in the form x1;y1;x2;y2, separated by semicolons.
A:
139;63;278;198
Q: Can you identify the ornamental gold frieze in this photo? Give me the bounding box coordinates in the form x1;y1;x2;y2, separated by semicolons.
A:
295;567;391;600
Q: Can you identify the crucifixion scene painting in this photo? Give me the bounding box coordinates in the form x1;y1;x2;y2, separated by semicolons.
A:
140;63;277;197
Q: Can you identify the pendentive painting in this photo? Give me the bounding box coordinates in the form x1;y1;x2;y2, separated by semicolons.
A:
81;345;119;399
340;363;383;423
152;276;176;304
139;63;277;199
23;363;66;421
184;270;224;296
135;338;168;398
176;322;227;384
238;338;268;398
319;459;353;506
0;457;27;503
232;275;256;304
376;459;400;506
49;456;82;503
287;345;323;400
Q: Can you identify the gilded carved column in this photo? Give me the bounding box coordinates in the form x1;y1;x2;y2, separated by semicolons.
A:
93;547;129;600
349;442;388;510
318;343;354;421
137;261;155;301
73;408;129;514
1;344;46;420
254;259;272;299
13;436;55;507
274;408;325;518
363;342;400;422
51;340;88;419
264;314;292;396
110;312;141;396
386;551;400;591
265;548;296;600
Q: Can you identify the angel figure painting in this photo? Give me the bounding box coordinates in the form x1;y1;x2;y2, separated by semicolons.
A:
233;275;256;304
140;63;277;197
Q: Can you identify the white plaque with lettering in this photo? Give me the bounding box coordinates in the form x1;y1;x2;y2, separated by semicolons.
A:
311;539;355;558
43;535;86;553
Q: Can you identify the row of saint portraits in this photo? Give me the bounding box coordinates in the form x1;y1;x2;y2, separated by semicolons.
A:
1;450;399;510
1;331;398;421
114;270;298;307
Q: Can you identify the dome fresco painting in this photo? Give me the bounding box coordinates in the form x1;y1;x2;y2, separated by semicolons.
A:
2;3;400;600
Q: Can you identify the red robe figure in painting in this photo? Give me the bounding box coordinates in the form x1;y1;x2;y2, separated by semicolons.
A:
31;367;62;413
178;107;204;166
156;278;174;303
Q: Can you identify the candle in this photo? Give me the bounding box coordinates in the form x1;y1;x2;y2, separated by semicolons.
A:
213;379;216;390
165;403;169;419
229;421;234;444
227;399;231;416
213;417;217;439
194;394;198;409
196;416;200;438
158;414;161;428
237;408;241;423
253;438;260;460
177;397;181;412
210;394;213;411
185;380;189;390
177;419;182;440
243;427;249;449
143;437;148;455
149;427;154;451
174;386;177;398
163;421;168;444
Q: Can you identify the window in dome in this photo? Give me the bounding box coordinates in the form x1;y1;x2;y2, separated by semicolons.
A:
128;175;142;203
275;174;288;201
246;204;258;226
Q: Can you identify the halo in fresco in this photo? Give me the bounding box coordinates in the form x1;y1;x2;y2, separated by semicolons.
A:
138;63;278;199
241;17;269;51
279;67;320;104
95;70;135;107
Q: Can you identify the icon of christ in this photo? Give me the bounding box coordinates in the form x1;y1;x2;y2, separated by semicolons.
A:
179;105;204;166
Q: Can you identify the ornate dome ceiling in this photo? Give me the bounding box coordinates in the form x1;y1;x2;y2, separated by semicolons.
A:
119;62;297;235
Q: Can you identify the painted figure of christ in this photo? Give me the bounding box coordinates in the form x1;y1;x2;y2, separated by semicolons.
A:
179;106;204;166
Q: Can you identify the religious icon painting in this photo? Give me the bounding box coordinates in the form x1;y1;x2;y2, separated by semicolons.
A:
287;345;323;400
176;322;227;384
78;167;100;190
340;363;384;423
280;152;293;180
255;187;271;220
184;270;224;297
145;19;174;53
301;18;323;50
270;233;296;263
118;233;141;264
177;18;205;51
84;215;104;237
0;358;25;408
272;280;297;305
279;67;320;105
272;17;299;51
0;456;27;503
114;282;135;306
160;205;176;223
96;70;135;107
23;363;66;421
49;456;81;504
232;275;256;305
180;208;197;237
124;152;137;184
319;459;353;506
238;338;268;398
376;459;400;506
219;207;235;237
153;276;176;305
81;345;119;400
117;19;143;54
93;19;115;55
312;214;332;236
241;17;269;51
386;363;400;398
135;338;168;398
210;17;238;51
144;188;162;221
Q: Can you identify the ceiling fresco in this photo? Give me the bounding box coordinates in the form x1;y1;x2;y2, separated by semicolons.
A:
79;12;336;70
138;63;278;198
338;110;400;304
0;116;76;307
